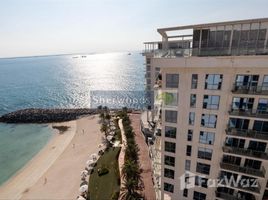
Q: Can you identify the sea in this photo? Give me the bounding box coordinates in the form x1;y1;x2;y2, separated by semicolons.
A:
0;52;145;185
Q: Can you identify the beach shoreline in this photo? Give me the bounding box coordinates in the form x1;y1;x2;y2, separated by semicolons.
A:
0;115;102;200
0;120;77;200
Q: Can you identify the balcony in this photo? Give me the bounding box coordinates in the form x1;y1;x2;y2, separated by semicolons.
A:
222;146;268;160
143;47;268;58
232;85;268;95
219;176;261;194
215;191;255;200
220;162;266;178
229;109;268;119
226;127;268;141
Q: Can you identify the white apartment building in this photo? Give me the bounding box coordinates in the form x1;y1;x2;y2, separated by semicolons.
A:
143;18;268;200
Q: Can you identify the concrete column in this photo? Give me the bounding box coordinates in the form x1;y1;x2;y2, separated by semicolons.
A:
228;25;234;54
264;27;268;51
162;36;169;50
198;29;202;54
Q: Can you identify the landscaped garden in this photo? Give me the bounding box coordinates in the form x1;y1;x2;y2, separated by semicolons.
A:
87;106;121;200
87;107;143;200
88;147;121;200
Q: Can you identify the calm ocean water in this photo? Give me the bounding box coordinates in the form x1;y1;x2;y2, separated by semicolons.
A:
0;52;145;185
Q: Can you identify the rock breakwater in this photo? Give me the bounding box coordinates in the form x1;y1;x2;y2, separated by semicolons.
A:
0;108;98;123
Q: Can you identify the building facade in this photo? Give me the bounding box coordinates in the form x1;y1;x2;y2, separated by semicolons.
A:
143;18;268;200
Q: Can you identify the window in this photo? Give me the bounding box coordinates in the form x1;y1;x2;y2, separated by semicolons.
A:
220;171;238;182
186;145;192;156
185;160;191;170
164;155;175;167
164;168;175;179
165;126;176;139
258;99;268;113
263;75;268;90
190;94;197;107
166;74;179;88
225;137;245;148
232;97;254;111
146;58;151;65
185;173;189;183
253;120;268;132
201;114;217;128
205;74;223;90
165;110;177;123
203;95;220;109
195;176;208;188
193;191;206;200
189;112;195;125
235;75;259;87
222;155;241;165
244;159;262;170
165;142;176;153
198;147;213;160
164;182;174;193
191;74;198;89
248;141;266;152
183;189;188;197
199;131;215;145
196;162;210;175
146;65;151;71
187;130;193;141
229;118;249;130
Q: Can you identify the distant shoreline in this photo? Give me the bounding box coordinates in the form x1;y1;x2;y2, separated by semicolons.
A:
0;51;139;60
0;53;95;60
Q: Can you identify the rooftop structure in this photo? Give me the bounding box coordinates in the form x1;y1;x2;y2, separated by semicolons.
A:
144;18;268;58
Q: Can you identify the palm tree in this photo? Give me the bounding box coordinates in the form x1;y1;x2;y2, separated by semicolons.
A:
99;111;105;124
120;179;141;200
124;143;140;163
122;160;141;182
100;123;108;136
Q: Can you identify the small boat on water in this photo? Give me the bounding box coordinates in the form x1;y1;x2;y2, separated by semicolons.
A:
81;55;87;58
128;53;131;55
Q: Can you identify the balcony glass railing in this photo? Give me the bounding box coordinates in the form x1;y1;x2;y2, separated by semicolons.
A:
143;47;268;58
218;175;261;194
232;85;268;95
226;127;268;140
229;108;268;119
222;145;268;160
220;162;266;177
215;191;255;200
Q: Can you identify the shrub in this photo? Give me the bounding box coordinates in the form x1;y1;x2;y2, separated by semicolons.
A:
111;191;120;200
97;167;109;176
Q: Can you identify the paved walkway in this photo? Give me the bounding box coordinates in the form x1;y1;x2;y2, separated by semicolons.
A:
118;118;127;199
130;114;156;200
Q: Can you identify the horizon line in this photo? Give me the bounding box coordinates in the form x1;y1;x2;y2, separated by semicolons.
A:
0;50;141;60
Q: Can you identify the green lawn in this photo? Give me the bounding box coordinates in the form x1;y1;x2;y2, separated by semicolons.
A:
88;147;121;200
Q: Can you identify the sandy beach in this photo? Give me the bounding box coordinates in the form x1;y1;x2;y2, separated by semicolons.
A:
0;115;102;200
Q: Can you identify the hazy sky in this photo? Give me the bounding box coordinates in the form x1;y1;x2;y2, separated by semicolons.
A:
0;0;268;58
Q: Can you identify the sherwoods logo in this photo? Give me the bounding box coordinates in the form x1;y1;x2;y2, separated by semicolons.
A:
179;172;259;190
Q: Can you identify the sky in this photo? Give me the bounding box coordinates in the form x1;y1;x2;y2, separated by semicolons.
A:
0;0;268;58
